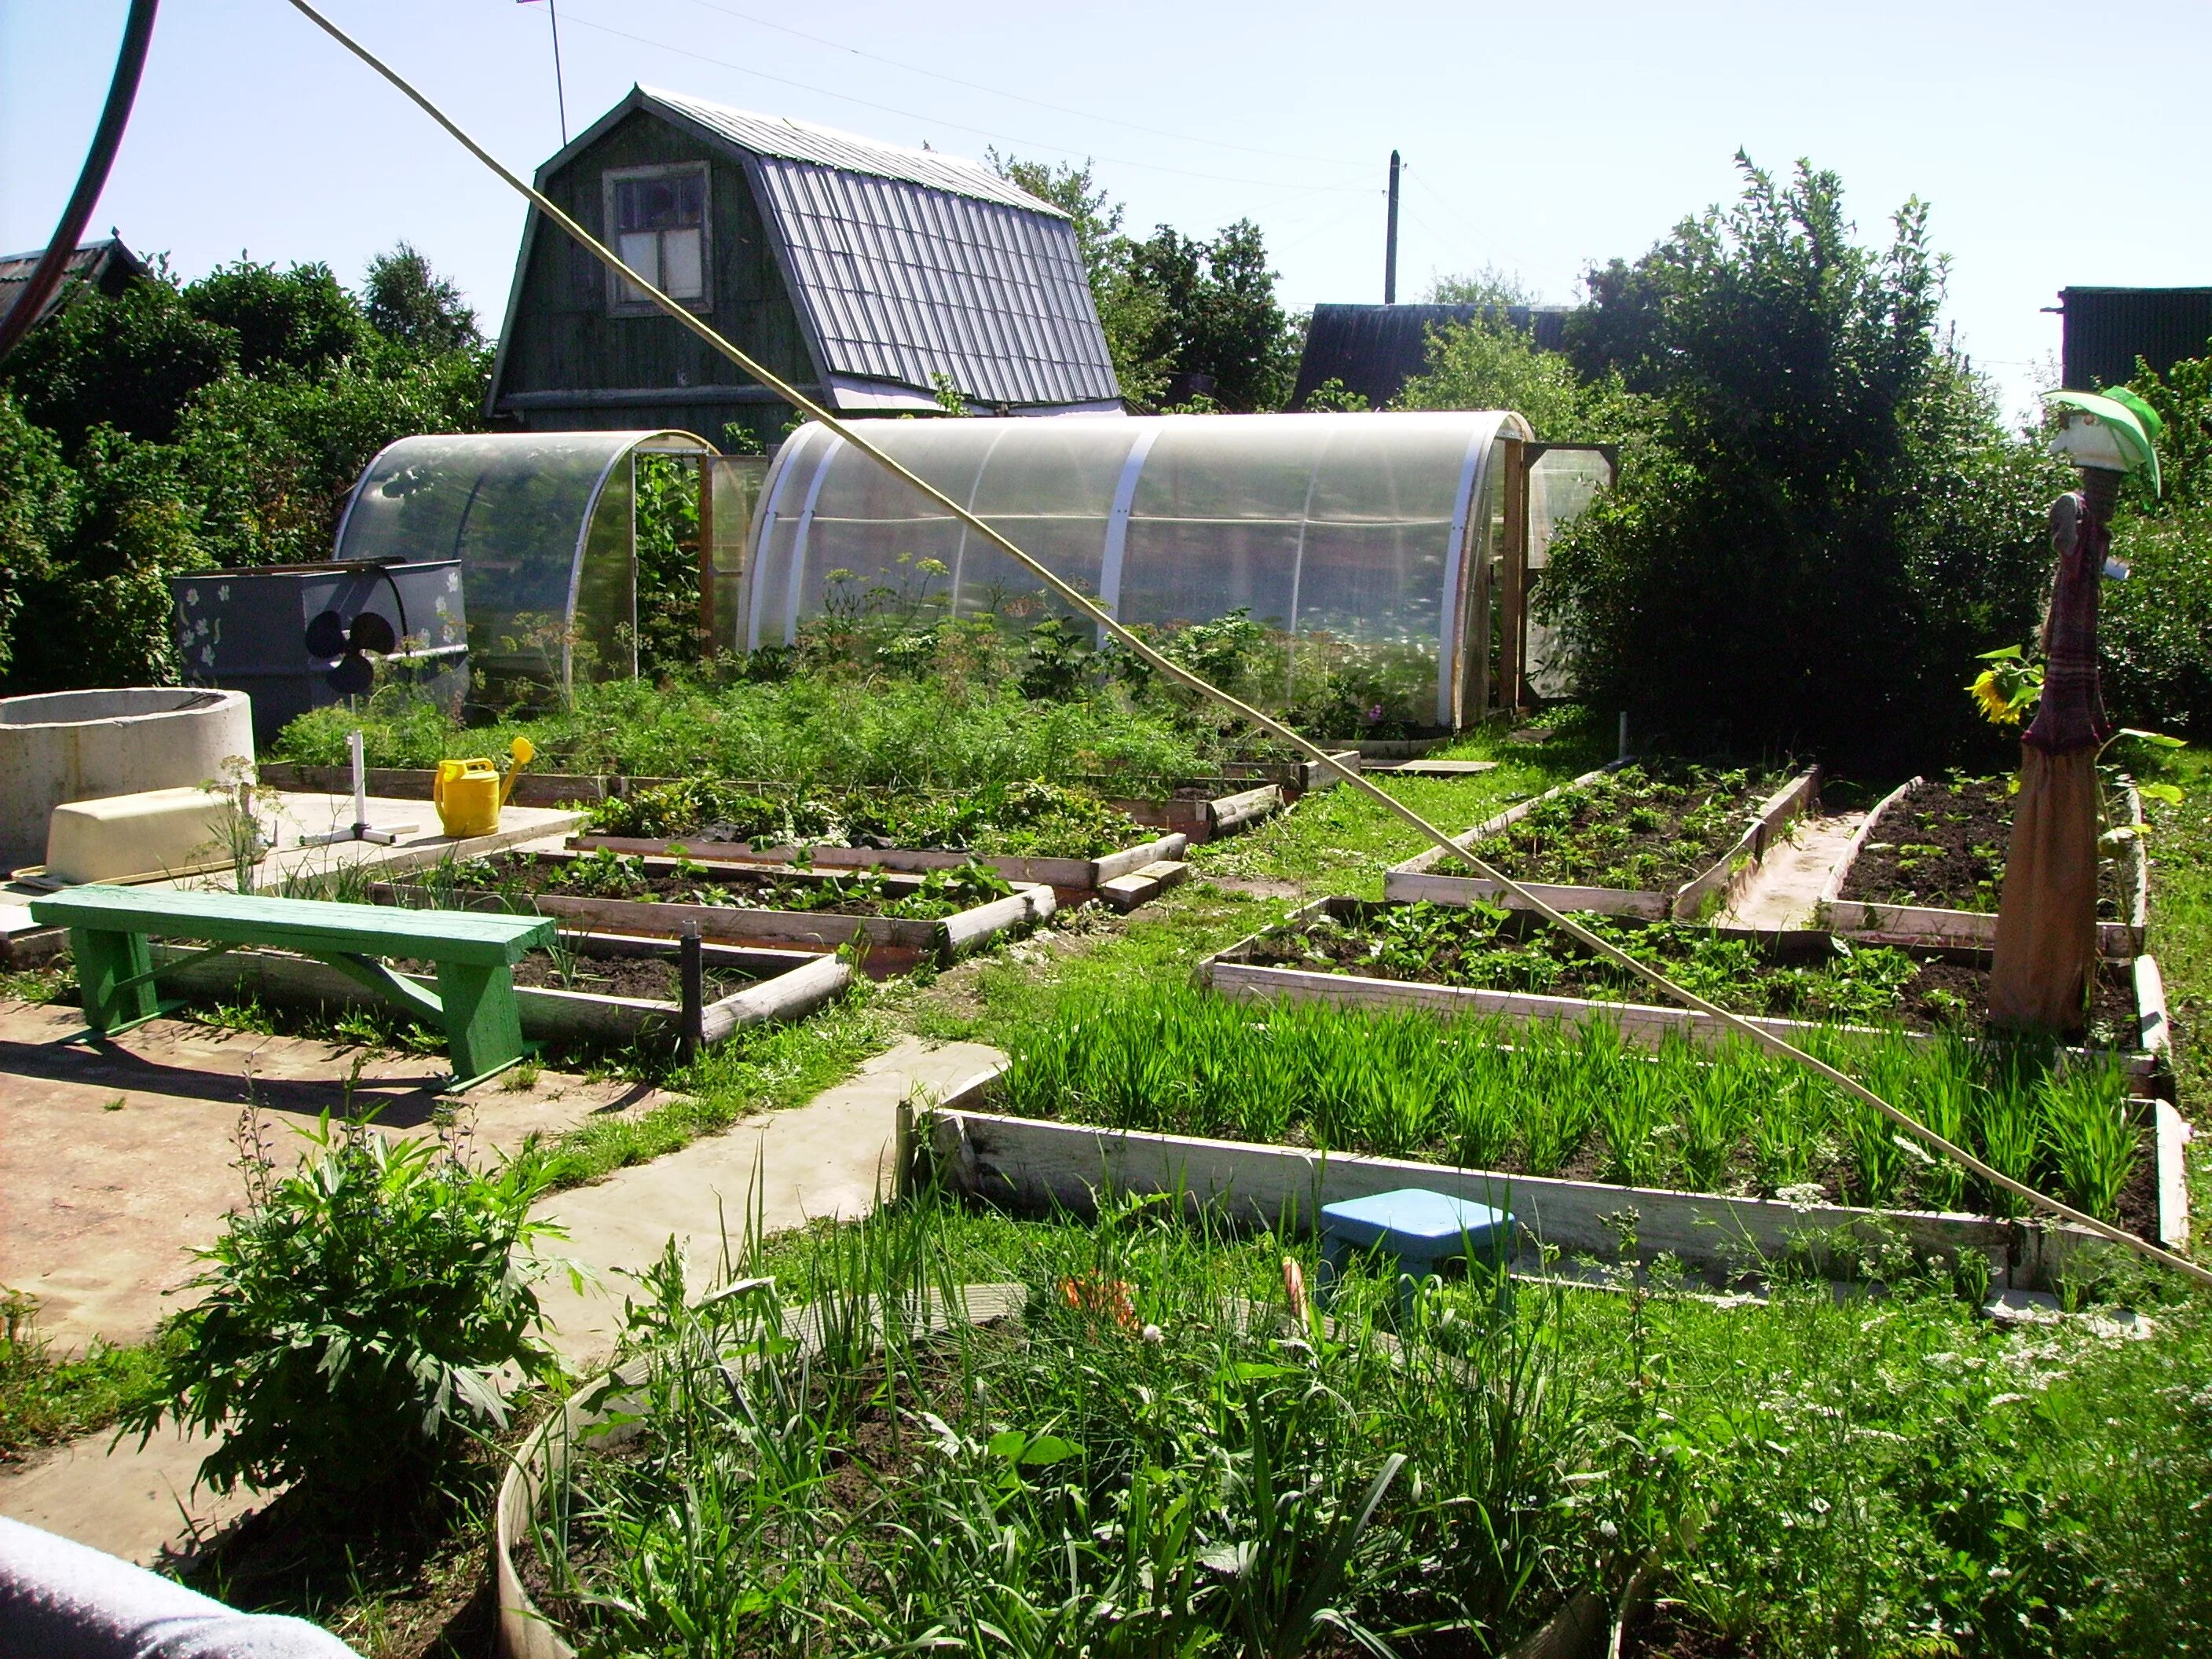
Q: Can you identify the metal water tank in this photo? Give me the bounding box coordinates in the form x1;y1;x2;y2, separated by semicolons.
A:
167;560;468;749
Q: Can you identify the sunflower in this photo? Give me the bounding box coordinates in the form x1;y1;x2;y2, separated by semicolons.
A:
1968;668;2025;727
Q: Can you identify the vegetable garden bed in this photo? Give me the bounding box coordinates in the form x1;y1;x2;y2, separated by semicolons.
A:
376;848;1053;976
1819;774;2148;954
1202;898;2163;1069
569;777;1189;910
499;1216;1637;1659
940;985;2185;1276
151;925;848;1049
1385;763;1819;920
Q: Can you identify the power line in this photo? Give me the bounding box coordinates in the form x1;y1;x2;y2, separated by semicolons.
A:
557;8;1375;196
664;0;1362;170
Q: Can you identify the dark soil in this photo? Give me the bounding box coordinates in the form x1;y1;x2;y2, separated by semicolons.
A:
390;950;753;1002
1839;776;2131;917
510;953;751;1002
1448;765;1784;893
175;1395;555;1659
1617;1589;1743;1657
1244;909;2140;1044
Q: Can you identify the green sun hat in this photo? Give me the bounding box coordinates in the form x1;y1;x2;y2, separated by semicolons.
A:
2044;388;2163;494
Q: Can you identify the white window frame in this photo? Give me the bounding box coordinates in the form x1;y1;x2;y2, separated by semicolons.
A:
602;162;712;316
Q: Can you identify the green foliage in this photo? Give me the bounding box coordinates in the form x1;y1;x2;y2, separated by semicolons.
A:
1540;156;2063;765
994;980;2133;1218
2098;347;2212;737
363;240;482;354
1298;375;1370;412
0;245;489;694
2;262;236;450
1397;307;1651;445
592;776;1145;859
123;1111;564;1503
533;1193;1647;1657
633;453;704;677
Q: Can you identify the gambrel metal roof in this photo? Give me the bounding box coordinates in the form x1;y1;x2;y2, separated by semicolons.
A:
530;88;1119;413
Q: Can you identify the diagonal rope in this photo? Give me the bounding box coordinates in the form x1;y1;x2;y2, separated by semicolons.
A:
285;0;2209;1291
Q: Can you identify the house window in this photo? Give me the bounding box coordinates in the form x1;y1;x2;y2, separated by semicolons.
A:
605;165;709;310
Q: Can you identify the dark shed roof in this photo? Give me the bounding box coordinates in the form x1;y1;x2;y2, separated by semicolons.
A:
1291;302;1573;409
0;236;145;334
2060;287;2212;391
501;88;1118;414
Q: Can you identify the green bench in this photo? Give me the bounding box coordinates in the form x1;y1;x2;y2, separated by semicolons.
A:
28;884;555;1090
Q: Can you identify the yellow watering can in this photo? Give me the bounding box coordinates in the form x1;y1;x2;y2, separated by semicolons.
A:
434;738;535;838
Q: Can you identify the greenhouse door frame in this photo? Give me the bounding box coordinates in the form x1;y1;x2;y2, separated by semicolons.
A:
1485;440;1618;718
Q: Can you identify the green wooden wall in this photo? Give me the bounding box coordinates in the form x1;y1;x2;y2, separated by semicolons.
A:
493;110;817;451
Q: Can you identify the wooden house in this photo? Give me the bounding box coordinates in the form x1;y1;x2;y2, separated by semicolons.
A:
485;86;1122;449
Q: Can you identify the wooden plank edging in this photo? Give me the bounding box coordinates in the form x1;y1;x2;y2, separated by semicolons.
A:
1671;766;1822;921
570;832;1188;893
921;1098;2097;1291
150;938;848;1047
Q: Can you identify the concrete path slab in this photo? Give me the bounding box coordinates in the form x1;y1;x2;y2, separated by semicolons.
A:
0;1421;263;1569
532;1037;1005;1368
1716;812;1866;932
0;1001;659;1352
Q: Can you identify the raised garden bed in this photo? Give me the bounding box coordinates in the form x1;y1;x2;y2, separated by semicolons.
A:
972;984;2176;1251
152;926;848;1049
498;1236;1634;1659
925;1093;2145;1295
569;778;1187;912
1820;774;2148;954
377;848;1053;976
1386;763;1819;921
1076;749;1359;843
1201;899;2165;1076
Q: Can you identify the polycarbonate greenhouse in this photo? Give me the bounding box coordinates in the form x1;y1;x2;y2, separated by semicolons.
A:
739;412;1613;728
334;430;716;690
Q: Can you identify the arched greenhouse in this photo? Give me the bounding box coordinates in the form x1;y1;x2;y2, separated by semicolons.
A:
737;412;1613;729
334;430;720;691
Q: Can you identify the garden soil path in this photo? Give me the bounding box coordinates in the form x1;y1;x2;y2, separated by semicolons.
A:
1715;812;1866;930
529;1036;1006;1368
0;999;662;1353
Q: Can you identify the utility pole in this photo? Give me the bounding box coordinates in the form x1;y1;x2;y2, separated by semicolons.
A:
1384;149;1401;304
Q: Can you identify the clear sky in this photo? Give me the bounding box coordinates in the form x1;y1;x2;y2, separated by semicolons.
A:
5;0;2209;422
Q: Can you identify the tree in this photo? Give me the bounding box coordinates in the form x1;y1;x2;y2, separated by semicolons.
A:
1540;156;2057;765
991;155;1298;411
1;267;235;452
1128;220;1298;412
364;241;482;354
0;244;492;694
185;259;371;379
1396;310;1648;441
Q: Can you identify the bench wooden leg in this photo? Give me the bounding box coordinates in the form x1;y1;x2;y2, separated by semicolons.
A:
434;960;528;1090
71;927;156;1035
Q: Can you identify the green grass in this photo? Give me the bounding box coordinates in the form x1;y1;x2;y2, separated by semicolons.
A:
0;1295;178;1460
2141;747;2212;1263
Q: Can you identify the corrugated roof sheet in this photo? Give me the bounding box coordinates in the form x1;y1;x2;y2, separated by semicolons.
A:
646;89;1060;217
1292;302;1574;409
635;90;1116;409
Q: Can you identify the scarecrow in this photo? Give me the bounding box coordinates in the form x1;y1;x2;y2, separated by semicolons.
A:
1987;387;2163;1032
